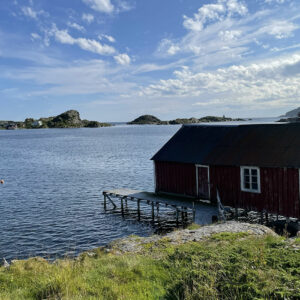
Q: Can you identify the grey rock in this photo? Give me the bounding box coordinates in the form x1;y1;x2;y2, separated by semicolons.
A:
1;258;10;268
109;221;276;254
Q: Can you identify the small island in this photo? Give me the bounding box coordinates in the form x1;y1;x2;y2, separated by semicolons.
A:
278;108;300;123
128;114;246;125
280;106;300;118
0;110;111;130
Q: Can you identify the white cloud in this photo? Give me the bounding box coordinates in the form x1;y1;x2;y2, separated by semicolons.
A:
218;30;242;41
133;59;188;74
82;13;94;24
183;4;224;32
157;39;181;56
54;29;75;44
157;0;299;70
76;38;116;55
67;22;85;32
265;21;298;39
31;33;41;41
5;59;137;96
115;0;134;13
99;34;116;43
183;0;247;32
265;0;286;3
21;6;38;19
82;0;114;13
227;0;248;16
139;54;300;110
114;53;131;65
53;27;116;55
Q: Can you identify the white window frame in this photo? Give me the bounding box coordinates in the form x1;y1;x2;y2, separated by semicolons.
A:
240;166;261;193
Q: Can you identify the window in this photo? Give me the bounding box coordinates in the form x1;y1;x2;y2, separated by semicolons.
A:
240;166;261;193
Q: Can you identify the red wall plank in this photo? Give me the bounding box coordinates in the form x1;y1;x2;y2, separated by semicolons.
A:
155;161;197;197
155;161;300;218
210;166;299;218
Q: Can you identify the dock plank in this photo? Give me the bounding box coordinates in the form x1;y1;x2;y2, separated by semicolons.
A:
104;189;196;208
103;188;218;224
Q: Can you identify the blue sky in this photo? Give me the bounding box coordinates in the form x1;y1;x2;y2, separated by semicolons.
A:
1;0;300;121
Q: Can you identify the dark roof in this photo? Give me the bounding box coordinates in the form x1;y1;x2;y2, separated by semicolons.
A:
151;123;300;168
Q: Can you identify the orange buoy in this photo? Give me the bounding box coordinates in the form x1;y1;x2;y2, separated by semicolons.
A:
0;180;4;184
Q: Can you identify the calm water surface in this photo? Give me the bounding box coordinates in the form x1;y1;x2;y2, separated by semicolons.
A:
1;121;278;260
0;125;190;260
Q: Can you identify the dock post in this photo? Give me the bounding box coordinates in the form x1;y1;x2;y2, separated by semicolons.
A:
176;208;179;226
156;202;159;215
104;193;107;210
121;197;124;217
151;202;155;221
106;194;117;209
137;199;141;221
235;206;238;220
192;202;196;222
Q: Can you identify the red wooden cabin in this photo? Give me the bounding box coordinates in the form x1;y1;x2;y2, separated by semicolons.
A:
152;123;300;218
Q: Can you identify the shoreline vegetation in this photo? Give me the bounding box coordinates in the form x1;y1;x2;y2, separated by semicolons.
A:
1;106;300;130
0;110;111;130
0;222;299;299
128;114;248;125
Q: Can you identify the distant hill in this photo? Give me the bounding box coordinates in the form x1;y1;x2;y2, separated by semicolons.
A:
128;115;168;125
169;116;245;124
37;110;111;128
128;115;246;125
281;107;300;118
1;110;111;130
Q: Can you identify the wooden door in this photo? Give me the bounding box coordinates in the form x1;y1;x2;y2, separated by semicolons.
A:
197;166;210;199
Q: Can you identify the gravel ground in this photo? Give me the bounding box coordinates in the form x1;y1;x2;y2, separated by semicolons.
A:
107;221;276;254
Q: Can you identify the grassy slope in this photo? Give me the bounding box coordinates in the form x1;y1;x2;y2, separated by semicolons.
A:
0;233;299;300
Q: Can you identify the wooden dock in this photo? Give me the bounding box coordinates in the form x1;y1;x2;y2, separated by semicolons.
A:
103;188;197;224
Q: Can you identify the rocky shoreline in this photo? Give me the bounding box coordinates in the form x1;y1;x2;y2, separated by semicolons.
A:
128;114;247;125
0;110;111;130
104;221;277;255
0;221;278;266
1;221;299;299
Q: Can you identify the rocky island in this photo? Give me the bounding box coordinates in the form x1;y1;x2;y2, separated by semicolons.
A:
128;114;246;125
280;106;300;118
278;107;300;123
0;110;111;130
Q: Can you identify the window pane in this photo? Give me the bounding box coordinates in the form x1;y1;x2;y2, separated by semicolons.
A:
245;182;250;189
244;169;250;175
244;175;250;183
252;176;257;183
251;169;257;176
252;183;258;190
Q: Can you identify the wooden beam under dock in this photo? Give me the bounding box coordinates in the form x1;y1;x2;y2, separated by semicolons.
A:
102;188;197;223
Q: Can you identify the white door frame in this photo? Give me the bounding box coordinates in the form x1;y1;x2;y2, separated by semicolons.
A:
196;164;210;199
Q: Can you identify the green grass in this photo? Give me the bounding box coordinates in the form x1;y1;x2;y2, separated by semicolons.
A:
186;223;202;230
0;234;299;299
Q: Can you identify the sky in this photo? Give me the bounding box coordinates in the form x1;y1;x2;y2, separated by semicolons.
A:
1;0;300;122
